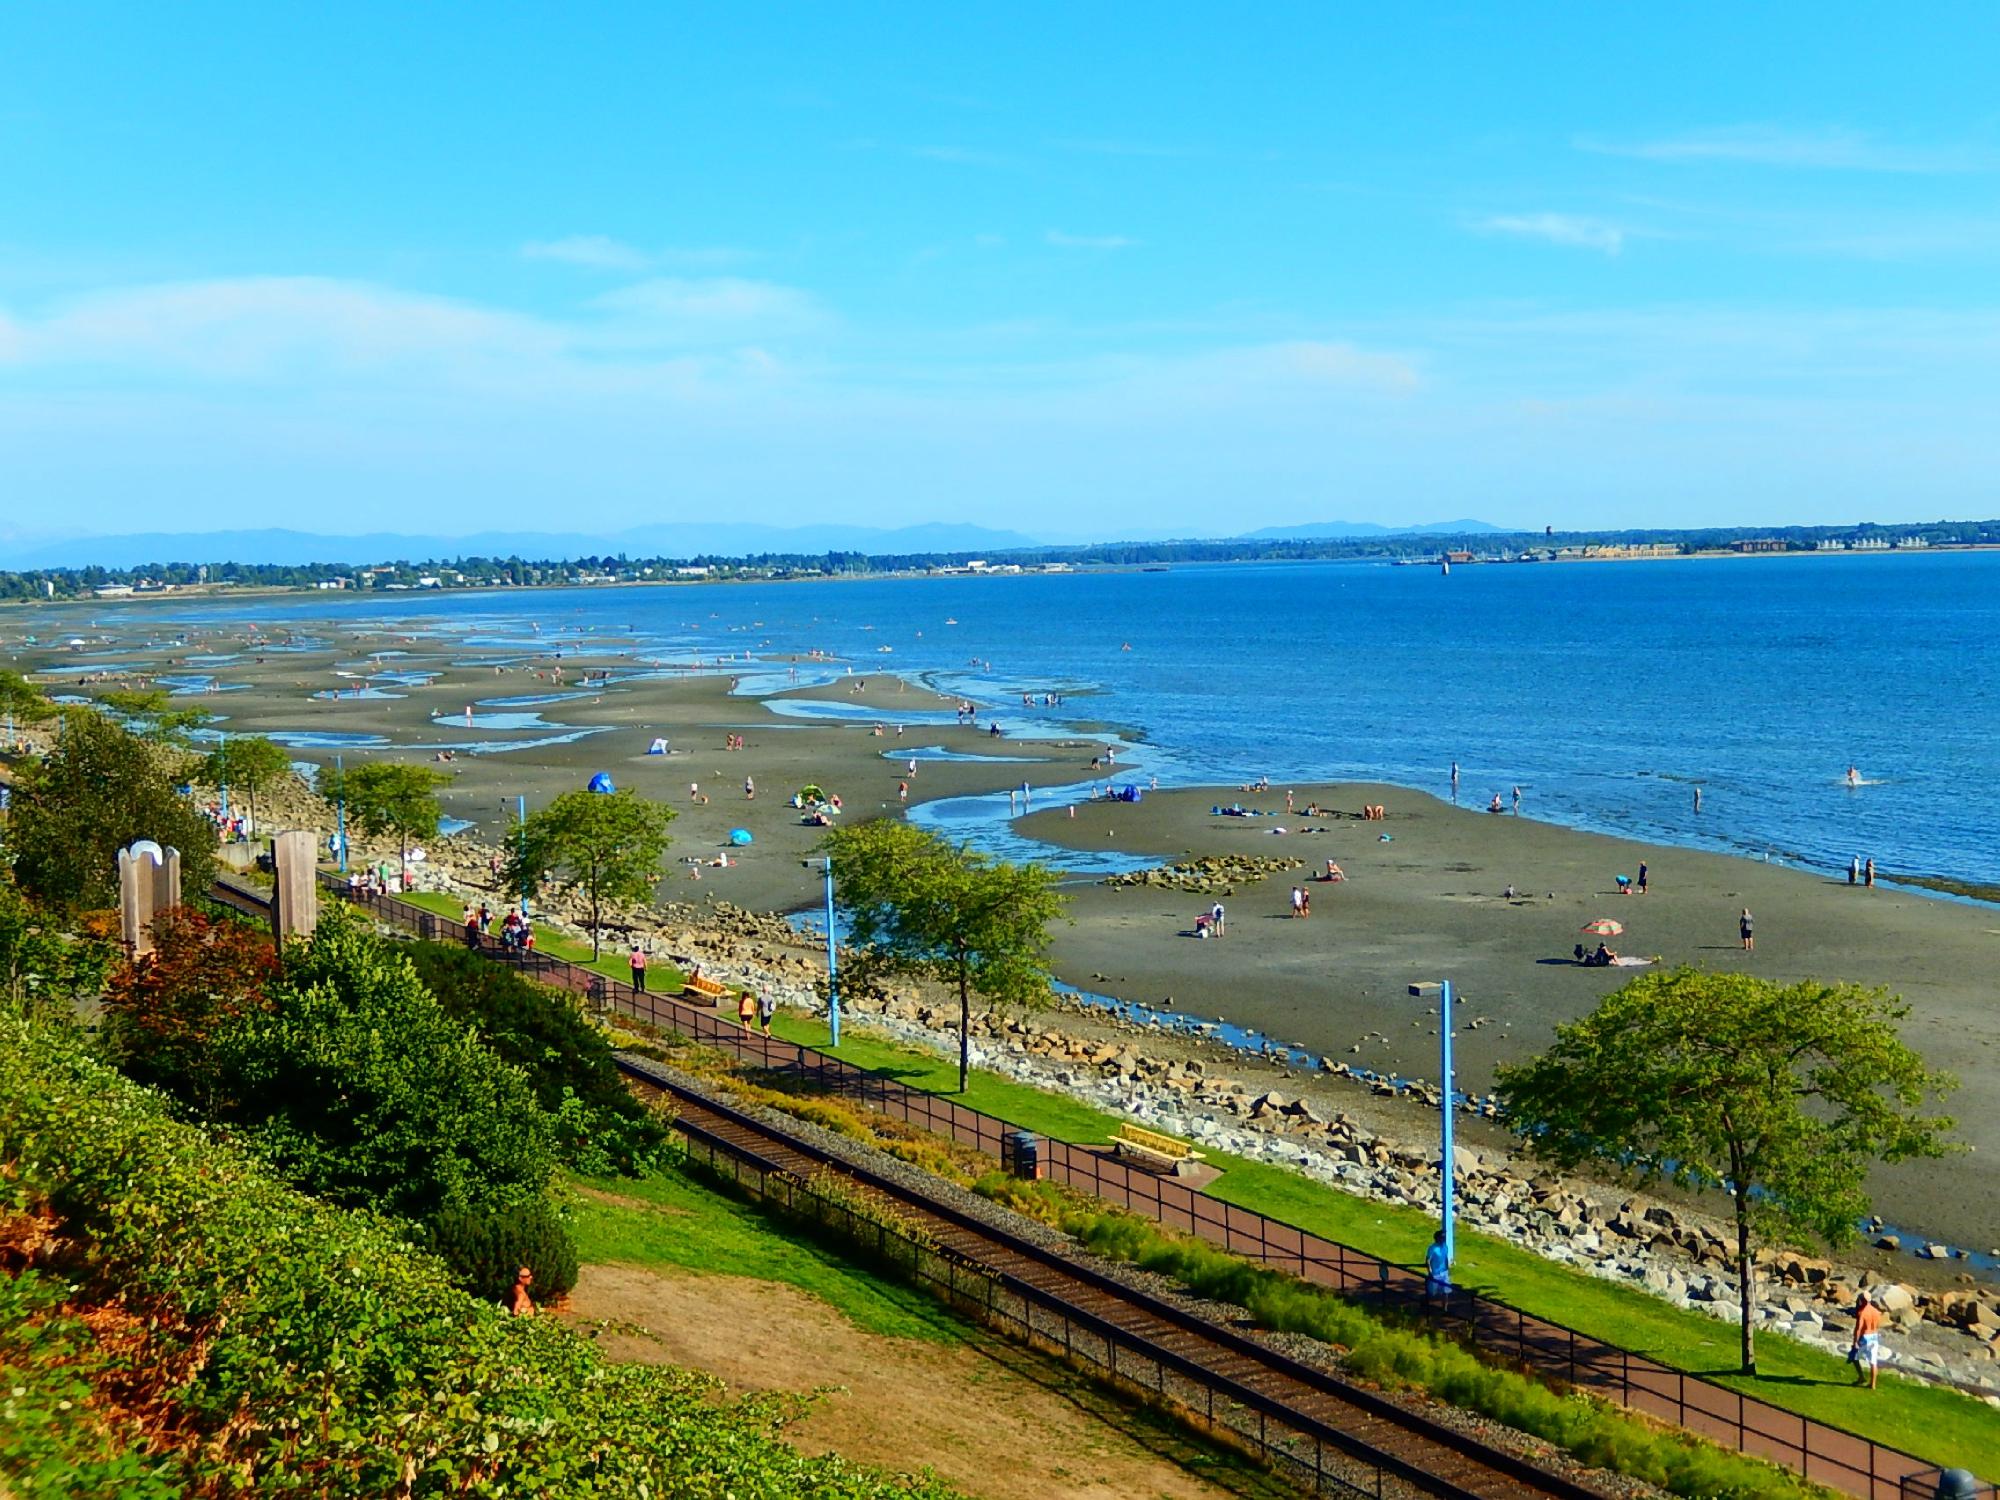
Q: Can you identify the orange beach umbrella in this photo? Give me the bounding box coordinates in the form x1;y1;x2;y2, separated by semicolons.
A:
1580;918;1624;936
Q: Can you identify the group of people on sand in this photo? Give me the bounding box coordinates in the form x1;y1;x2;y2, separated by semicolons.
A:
1846;854;1878;888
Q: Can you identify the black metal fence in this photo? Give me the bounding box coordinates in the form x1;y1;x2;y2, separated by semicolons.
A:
317;873;1989;1500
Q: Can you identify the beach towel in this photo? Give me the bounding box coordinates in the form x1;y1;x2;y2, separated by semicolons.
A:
1609;955;1653;967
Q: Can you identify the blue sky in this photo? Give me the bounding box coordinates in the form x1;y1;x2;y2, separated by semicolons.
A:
5;4;2000;542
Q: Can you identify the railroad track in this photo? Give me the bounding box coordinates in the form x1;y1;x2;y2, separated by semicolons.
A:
620;1055;1608;1500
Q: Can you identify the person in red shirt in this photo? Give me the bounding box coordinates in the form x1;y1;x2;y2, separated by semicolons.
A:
629;945;648;993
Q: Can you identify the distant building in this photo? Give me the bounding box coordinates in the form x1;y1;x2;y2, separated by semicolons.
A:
1732;539;1787;553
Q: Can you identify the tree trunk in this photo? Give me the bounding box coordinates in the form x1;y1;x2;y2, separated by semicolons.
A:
1734;1184;1757;1375
589;877;601;960
957;949;971;1094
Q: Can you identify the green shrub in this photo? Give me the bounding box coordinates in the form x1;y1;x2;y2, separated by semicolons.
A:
205;912;555;1220
402;940;667;1173
0;1003;960;1498
425;1196;579;1305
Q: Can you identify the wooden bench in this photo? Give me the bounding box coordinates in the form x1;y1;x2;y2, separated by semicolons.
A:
1112;1123;1206;1177
681;972;730;1005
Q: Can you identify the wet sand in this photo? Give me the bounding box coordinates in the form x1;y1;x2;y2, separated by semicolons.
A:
12;616;1997;1250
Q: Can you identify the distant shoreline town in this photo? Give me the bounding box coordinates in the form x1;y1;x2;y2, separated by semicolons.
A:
4;517;1996;604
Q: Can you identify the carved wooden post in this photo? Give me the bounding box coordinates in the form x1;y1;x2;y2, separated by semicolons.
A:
271;828;318;941
117;840;182;957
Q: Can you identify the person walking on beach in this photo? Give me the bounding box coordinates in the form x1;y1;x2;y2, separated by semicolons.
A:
1739;908;1755;951
1864;857;1876;888
1512;785;1521;814
1849;855;1861;886
1450;761;1459;801
899;780;908;802
1290;886;1305;918
1211;901;1226;937
629;945;647;994
1636;861;1648;895
1851;1290;1883;1389
744;775;754;800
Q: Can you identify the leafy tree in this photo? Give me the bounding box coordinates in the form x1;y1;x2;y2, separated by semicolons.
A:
200;734;294;836
1494;968;1957;1373
206;911;555;1219
503;788;675;958
330;761;449;879
820;821;1065;1092
0;874;117;1011
95;687;214;746
102;906;278;1111
6;709;216;911
0;669;54;729
402;940;667;1172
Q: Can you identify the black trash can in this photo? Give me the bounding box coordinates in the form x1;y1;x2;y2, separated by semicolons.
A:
1001;1130;1041;1181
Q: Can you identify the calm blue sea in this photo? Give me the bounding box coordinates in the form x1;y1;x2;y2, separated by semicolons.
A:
117;550;2000;891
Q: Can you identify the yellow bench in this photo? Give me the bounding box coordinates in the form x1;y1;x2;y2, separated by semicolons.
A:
1112;1123;1206;1177
681;972;730;1004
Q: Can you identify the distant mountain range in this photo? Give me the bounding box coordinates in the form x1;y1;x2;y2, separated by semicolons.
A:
0;516;1514;570
1236;518;1508;540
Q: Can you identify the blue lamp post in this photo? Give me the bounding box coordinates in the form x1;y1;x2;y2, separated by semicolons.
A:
1409;979;1457;1266
805;856;840;1046
334;753;348;872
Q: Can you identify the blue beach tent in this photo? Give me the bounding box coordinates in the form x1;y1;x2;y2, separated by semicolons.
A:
587;772;616;794
728;828;754;846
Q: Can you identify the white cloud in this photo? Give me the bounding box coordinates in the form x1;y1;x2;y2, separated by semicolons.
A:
1045;229;1138;251
1476;213;1627;254
0;277;560;378
522;237;756;271
522;235;652;271
589;277;822;331
1579;126;1996;174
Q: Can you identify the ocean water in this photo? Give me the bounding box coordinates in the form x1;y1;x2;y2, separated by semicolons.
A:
120;550;2000;890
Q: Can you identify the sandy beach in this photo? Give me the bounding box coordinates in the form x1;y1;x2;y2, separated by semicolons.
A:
11;614;1997;1251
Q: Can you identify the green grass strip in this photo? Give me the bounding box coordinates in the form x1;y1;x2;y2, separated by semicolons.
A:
566;1167;964;1344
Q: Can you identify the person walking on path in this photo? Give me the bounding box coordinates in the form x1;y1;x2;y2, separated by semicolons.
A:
1424;1231;1452;1300
758;990;777;1036
737;989;758;1031
1851;1290;1883;1389
629;945;648;994
1739;908;1755;952
1849;855;1861;886
1864;857;1876;888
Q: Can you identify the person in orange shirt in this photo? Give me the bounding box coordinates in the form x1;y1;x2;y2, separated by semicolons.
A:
1850;1289;1883;1389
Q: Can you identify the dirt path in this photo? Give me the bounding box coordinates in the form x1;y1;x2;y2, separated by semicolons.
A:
568;1261;1239;1500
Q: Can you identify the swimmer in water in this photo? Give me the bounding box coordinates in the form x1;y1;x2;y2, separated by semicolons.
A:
1846;766;1860;787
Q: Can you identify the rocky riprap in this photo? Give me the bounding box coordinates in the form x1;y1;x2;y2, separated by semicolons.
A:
1101;853;1307;896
